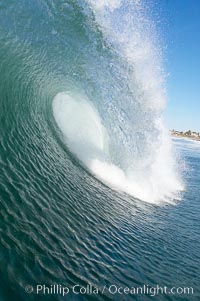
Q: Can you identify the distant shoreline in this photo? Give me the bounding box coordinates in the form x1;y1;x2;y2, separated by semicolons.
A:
170;130;200;142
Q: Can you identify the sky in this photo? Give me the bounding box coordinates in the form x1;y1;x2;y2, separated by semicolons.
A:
163;0;200;132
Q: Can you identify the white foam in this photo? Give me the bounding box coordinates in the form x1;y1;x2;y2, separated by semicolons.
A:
53;92;109;164
88;0;121;11
53;93;183;204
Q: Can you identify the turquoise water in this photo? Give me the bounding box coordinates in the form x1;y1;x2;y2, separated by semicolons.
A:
0;1;200;300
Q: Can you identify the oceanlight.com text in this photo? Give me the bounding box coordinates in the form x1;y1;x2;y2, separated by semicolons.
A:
25;283;194;297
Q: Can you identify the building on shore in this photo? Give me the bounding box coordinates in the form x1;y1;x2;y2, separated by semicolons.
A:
170;129;200;140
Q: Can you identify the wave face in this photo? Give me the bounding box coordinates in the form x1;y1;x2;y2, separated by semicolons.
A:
52;0;183;203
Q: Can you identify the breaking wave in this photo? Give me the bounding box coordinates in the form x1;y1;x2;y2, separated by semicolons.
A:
52;0;183;204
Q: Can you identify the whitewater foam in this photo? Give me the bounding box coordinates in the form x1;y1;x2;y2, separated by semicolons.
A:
53;92;183;204
52;92;109;165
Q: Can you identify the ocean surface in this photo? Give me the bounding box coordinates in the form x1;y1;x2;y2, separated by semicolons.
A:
0;0;200;300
